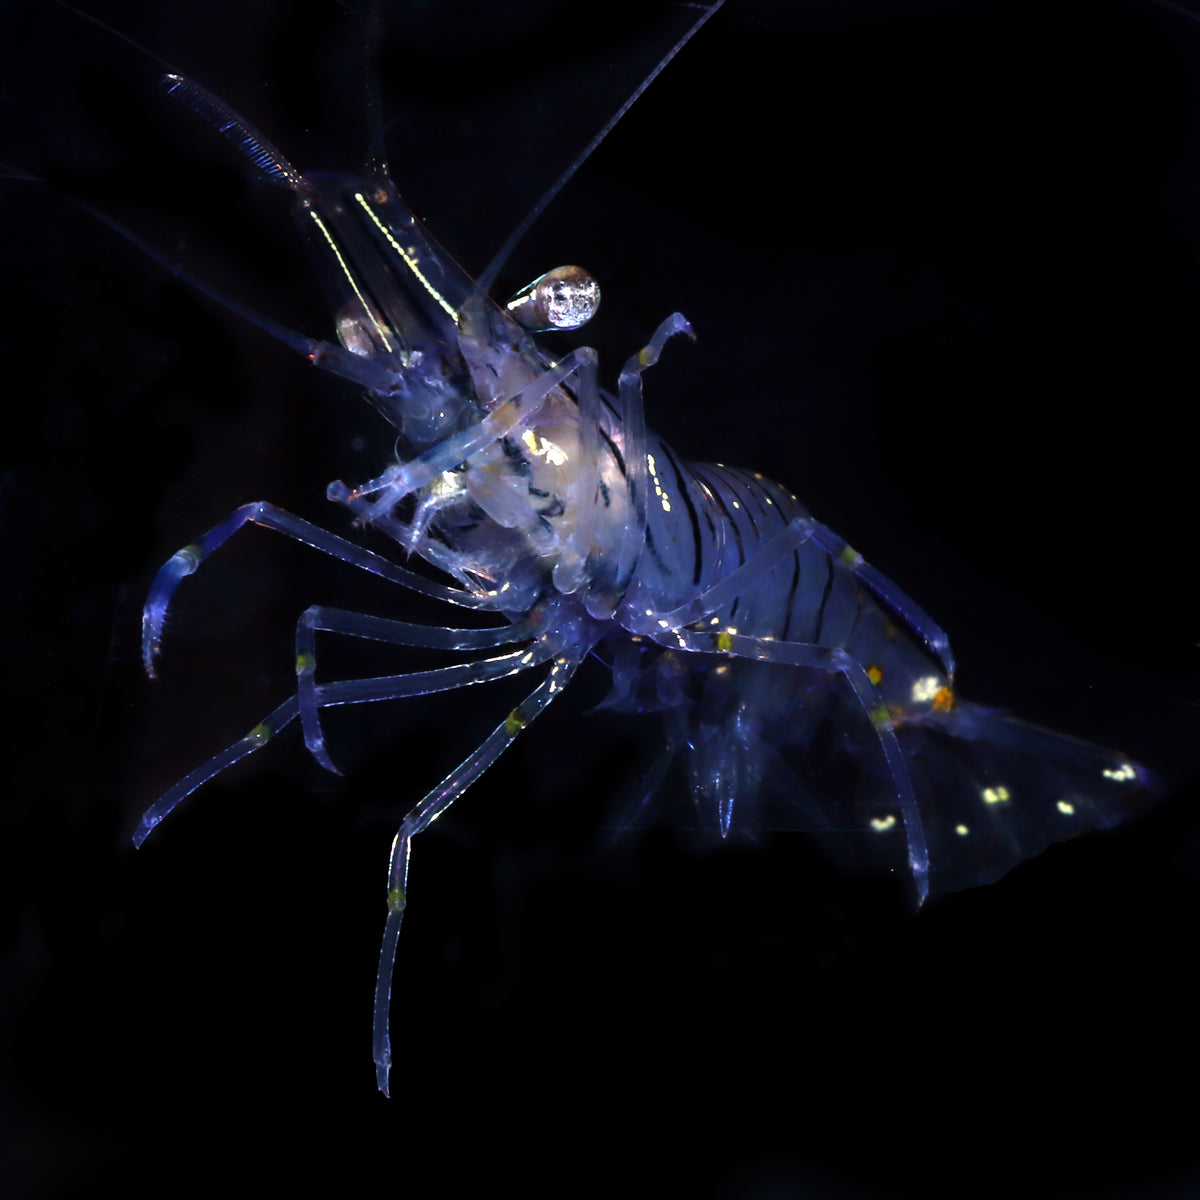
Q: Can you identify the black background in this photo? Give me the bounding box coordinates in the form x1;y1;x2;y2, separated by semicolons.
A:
2;1;1199;1196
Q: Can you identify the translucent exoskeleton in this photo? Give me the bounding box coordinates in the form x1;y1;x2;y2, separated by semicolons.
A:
4;0;1191;1102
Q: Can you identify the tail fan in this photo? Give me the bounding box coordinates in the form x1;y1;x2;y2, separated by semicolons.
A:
858;700;1154;897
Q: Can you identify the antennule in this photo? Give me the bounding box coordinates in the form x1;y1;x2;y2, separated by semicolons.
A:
160;73;305;191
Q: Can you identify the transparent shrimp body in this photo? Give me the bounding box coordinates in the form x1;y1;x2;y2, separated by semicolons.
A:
126;14;1155;1099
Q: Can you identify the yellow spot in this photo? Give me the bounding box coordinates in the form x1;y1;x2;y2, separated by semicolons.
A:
387;886;407;914
866;665;884;686
295;651;316;673
1057;799;1076;815
932;685;955;713
521;428;568;466
716;631;734;653
870;814;897;832
431;470;462;496
1103;763;1137;783
869;703;891;726
248;722;272;746
982;785;1010;805
955;824;969;837
505;710;526;735
638;346;653;367
840;543;862;567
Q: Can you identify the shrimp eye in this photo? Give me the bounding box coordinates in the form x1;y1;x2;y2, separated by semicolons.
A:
504;265;600;332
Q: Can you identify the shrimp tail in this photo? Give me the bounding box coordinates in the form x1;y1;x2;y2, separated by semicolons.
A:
604;649;1154;900
876;701;1157;897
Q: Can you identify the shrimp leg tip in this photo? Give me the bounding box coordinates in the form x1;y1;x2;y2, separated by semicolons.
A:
375;1051;391;1097
131;817;158;849
911;864;931;908
142;544;204;674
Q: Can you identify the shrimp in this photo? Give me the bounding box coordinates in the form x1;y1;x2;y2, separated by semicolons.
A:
4;0;1189;1103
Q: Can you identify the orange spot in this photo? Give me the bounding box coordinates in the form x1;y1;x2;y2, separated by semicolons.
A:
932;685;955;713
866;664;884;686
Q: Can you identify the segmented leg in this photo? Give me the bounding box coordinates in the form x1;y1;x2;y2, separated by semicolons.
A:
608;312;695;605
372;649;584;1097
134;637;554;846
804;522;954;681
132;695;299;848
295;606;545;772
142;501;492;676
657;626;931;905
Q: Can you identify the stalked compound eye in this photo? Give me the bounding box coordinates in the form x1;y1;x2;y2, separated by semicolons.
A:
504;265;600;332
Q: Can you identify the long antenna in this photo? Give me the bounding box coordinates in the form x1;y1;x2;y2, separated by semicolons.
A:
474;1;723;300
